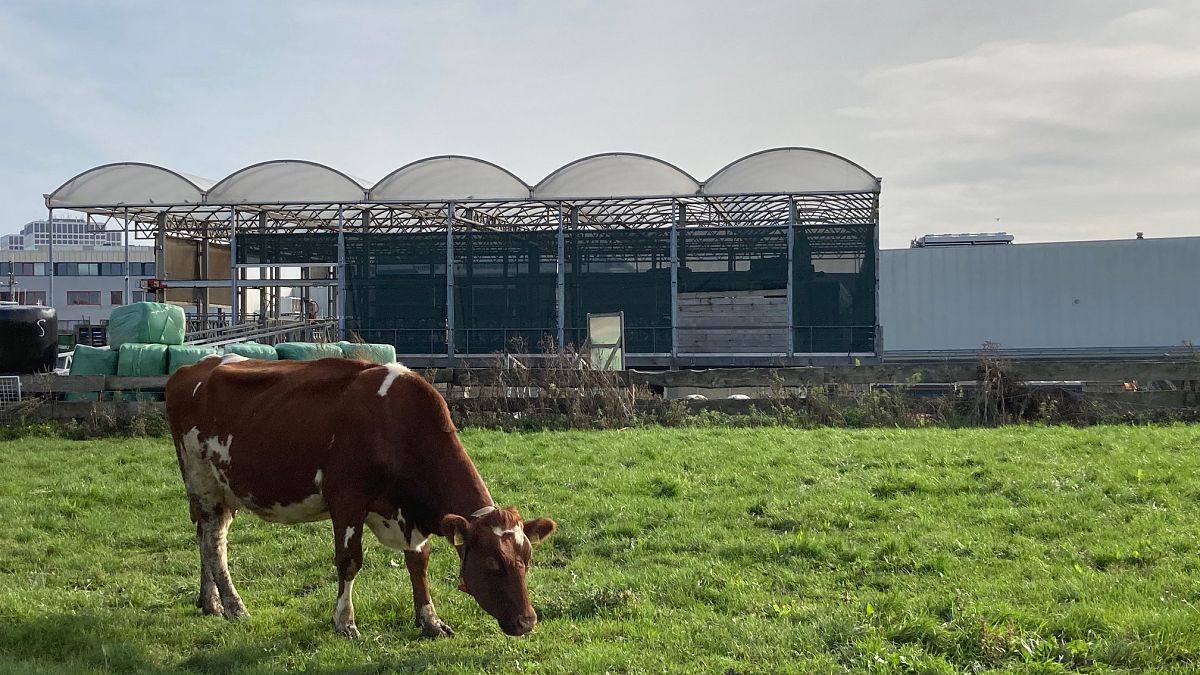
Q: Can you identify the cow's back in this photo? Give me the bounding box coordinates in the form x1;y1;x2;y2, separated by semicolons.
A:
167;356;401;522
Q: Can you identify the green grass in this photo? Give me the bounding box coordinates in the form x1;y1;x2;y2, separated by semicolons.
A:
2;426;1200;674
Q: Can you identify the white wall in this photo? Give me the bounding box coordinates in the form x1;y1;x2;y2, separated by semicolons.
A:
880;237;1200;355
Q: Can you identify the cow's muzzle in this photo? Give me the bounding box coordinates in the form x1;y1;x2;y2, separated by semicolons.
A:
501;611;537;636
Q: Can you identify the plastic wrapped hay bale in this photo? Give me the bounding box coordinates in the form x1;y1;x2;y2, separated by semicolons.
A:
274;342;344;361
337;341;397;364
107;302;186;348
65;344;119;401
116;343;169;401
168;345;219;373
117;343;170;376
223;342;279;360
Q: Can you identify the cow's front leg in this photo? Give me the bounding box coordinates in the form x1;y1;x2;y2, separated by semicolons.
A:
332;518;364;638
194;522;222;615
405;546;454;638
199;506;249;619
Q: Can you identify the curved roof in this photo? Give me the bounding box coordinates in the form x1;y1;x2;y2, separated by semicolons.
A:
207;160;368;204
703;147;880;195
370;155;530;201
47;162;213;208
534;153;700;200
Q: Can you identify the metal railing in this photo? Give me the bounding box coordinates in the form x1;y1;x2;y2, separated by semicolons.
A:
185;319;338;347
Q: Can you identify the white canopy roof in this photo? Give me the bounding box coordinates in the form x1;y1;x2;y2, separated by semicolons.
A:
370;156;530;201
704;148;880;195
206;160;368;204
48;162;213;208
534;153;701;200
46;148;880;213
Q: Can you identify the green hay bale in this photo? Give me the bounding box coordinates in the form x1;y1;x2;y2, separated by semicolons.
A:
222;342;279;360
167;345;219;374
337;341;397;364
65;345;118;401
107;302;186;348
274;342;344;361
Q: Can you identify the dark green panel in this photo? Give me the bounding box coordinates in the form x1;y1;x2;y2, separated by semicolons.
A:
453;231;558;354
236;233;338;264
344;232;448;354
564;229;671;354
792;225;875;353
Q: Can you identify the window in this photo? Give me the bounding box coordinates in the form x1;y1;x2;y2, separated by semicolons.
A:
18;262;45;276
26;291;46;305
132;291;147;302
111;290;123;305
67;291;100;306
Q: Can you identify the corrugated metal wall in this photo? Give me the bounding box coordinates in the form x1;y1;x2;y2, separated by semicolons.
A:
880;237;1200;355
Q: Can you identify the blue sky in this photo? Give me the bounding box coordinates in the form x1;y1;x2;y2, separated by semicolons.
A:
1;0;1196;248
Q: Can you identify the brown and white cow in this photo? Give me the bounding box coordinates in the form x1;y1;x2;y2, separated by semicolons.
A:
165;354;556;638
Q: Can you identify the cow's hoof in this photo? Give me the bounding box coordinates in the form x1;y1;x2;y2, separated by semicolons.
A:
222;605;250;621
419;619;455;638
197;590;223;616
337;623;361;639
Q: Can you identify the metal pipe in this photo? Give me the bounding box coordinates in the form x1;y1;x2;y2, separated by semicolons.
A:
446;202;455;359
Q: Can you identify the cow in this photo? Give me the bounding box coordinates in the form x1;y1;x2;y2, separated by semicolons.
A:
165;354;556;638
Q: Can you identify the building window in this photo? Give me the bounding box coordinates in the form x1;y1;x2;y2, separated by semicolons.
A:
132;291;148;302
26;291;46;305
67;291;101;306
111;290;123;306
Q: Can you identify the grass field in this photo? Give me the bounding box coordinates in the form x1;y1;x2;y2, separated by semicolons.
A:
1;425;1199;674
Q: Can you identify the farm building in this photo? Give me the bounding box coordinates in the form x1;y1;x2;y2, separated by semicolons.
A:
44;149;881;367
879;235;1200;359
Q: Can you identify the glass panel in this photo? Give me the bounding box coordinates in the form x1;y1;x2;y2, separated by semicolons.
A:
792;224;876;353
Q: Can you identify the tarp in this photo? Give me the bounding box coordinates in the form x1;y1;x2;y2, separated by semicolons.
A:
274;342;343;361
65;345;118;401
223;342;279;360
168;345;218;373
107;302;186;348
337;341;397;364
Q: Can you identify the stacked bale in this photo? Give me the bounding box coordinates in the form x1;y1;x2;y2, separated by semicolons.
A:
274;342;344;361
336;341;397;364
222;342;279;360
64;345;118;401
107;302;187;400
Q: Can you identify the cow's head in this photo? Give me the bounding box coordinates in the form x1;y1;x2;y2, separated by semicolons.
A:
441;506;556;636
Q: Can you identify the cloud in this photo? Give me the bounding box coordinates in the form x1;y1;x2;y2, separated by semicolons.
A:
844;2;1200;246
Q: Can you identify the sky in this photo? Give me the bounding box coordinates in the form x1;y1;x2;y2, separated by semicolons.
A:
0;0;1196;249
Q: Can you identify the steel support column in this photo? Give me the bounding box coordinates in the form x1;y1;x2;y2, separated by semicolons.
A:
336;206;346;340
229;209;238;324
446;203;456;359
787;197;796;358
556;206;566;350
123;207;131;307
669;201;680;366
46;207;54;310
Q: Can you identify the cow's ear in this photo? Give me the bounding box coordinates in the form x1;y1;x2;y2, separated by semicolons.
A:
441;514;470;547
522;517;556;545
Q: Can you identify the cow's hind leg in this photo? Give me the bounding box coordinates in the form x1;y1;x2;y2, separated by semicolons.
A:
332;515;365;638
199;506;249;620
405;547;454;638
194;522;222;615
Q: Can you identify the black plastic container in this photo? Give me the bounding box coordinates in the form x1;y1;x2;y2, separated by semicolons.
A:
0;304;58;374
